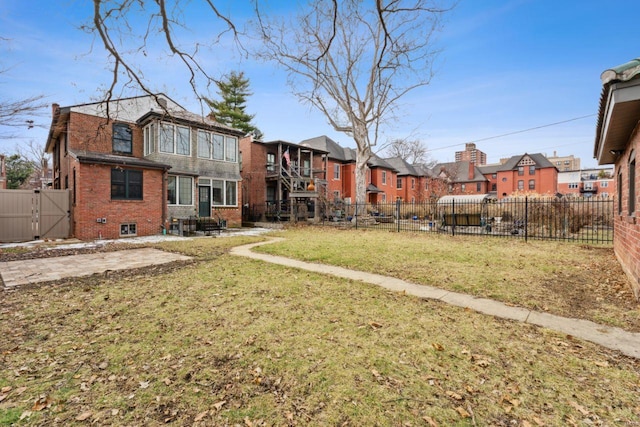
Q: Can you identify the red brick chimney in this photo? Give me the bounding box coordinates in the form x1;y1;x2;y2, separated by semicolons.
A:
468;162;474;180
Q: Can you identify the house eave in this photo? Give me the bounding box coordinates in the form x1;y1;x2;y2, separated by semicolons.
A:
595;78;640;165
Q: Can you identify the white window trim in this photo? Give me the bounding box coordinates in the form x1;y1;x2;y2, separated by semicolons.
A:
195;129;238;163
209;178;239;207
168;175;194;206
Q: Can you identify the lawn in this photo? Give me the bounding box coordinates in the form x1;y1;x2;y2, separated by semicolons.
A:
1;232;639;426
256;228;640;332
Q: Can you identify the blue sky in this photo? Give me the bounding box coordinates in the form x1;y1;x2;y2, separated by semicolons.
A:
1;0;639;168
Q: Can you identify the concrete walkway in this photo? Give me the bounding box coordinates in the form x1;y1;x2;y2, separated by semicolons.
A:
0;248;191;288
231;239;640;359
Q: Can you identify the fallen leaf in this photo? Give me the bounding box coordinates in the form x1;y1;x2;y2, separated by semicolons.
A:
594;361;610;368
446;391;463;401
163;378;171;385
0;394;6;402
194;410;209;421
32;395;53;411
432;343;444;351
1;386;11;393
15;386;27;395
369;321;383;329
111;409;119;416
568;400;589;416
522;421;532;427
455;406;470;418
213;400;227;411
139;381;150;389
19;411;32;420
98;361;108;370
533;416;545;426
371;369;381;378
76;411;92;421
422;415;438;427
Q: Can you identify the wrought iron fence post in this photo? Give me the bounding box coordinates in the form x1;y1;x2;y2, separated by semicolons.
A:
452;199;456;236
396;198;401;233
525;197;528;242
355;202;358;230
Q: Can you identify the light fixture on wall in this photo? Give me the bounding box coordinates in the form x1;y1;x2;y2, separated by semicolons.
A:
610;149;624;156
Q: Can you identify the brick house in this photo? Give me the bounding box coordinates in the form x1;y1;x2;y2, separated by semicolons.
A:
45;94;244;240
495;153;558;199
557;168;614;198
429;161;488;197
300;136;398;205
239;136;327;221
385;157;429;202
594;57;640;299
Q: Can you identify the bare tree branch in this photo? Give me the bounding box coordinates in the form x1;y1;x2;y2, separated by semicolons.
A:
256;0;452;206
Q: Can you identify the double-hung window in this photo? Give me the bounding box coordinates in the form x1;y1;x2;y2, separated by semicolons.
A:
113;123;132;154
143;123;155;155
333;164;340;180
111;169;142;200
629;151;636;215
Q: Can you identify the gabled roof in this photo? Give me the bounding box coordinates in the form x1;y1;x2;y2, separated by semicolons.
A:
384;156;420;176
497;153;555;171
300;135;353;161
594;58;640;165
368;155;397;171
432;161;487;183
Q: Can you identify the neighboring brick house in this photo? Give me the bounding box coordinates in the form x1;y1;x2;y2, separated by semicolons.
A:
239;136;327;221
385;156;429;202
495;153;558;199
429;161;488;197
557;168;614;198
478;164;501;197
45;94;244;240
300;135;398;204
593;57;640;299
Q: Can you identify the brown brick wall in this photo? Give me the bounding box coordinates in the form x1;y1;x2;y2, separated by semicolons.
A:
74;164;165;240
613;130;640;298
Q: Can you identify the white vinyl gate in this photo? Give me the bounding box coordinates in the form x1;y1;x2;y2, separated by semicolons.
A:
0;189;70;243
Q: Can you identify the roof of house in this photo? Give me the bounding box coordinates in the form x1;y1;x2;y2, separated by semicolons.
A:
496;153;555;171
137;109;244;136
477;164;502;175
300;135;353;161
432;161;487;183
70;150;172;170
261;140;329;154
594;57;640;165
384;156;420;176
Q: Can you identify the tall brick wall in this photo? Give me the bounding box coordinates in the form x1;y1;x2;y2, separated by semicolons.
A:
613;130;640;298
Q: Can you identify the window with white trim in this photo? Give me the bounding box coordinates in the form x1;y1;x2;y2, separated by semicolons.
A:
210;179;238;206
382;171;387;185
143;123;155;155
333;164;340;179
225;136;237;162
120;223;137;236
159;122;190;155
629;151;636;215
167;176;193;205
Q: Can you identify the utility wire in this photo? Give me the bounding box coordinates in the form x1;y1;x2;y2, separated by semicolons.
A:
427;114;597;152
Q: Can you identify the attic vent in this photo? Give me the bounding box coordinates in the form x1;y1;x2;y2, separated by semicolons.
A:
518;156;535;166
158;97;167;108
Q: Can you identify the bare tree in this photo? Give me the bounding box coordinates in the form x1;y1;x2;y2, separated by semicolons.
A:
256;0;451;208
0;96;47;137
381;137;435;166
83;0;242;111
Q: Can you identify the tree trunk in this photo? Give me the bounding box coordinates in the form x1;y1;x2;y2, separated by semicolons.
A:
353;126;371;216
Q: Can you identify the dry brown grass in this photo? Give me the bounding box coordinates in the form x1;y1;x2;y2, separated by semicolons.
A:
1;233;639;426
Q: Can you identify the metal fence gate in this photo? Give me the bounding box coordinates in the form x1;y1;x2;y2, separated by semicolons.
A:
0;189;70;243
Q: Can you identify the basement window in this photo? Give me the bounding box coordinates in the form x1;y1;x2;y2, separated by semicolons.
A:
120;223;137;236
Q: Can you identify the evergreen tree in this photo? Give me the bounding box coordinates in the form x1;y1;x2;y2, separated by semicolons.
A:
205;71;263;139
5;154;34;189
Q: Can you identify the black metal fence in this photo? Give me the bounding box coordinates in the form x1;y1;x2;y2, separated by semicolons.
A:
314;197;613;244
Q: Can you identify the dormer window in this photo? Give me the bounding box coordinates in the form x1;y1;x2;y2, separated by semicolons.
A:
113;123;132;154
